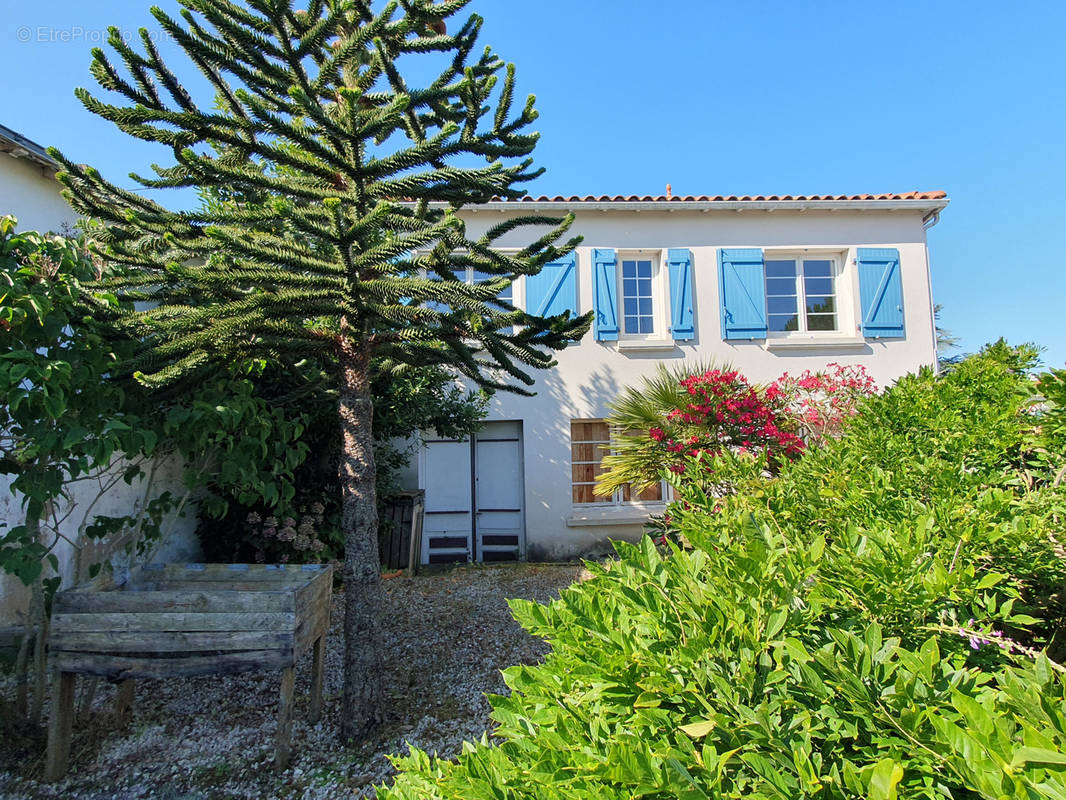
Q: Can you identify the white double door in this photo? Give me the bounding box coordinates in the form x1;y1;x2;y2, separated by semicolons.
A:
420;421;524;564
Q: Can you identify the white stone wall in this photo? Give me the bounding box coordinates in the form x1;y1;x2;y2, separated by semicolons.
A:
436;205;939;560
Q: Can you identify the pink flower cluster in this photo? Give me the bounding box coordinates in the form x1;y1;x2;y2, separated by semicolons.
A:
770;363;876;442
648;369;805;473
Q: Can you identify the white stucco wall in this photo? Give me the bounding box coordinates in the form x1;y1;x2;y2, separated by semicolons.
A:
0;457;200;625
0;154;78;234
431;205;940;561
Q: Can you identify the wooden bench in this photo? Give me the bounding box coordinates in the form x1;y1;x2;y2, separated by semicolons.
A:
44;563;332;781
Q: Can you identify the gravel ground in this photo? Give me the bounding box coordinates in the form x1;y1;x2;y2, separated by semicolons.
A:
0;562;585;800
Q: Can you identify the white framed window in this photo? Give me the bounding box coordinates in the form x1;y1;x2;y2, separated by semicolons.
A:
570;420;669;506
618;250;668;340
421;261;520;331
764;253;840;334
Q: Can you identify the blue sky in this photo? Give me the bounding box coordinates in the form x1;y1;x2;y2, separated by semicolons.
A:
2;1;1063;367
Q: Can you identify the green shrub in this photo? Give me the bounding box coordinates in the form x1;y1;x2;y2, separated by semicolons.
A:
380;345;1066;799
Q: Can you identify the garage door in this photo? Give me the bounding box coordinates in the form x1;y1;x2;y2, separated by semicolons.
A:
420;422;524;564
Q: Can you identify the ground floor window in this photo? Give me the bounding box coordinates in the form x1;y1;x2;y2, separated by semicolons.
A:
570;420;667;505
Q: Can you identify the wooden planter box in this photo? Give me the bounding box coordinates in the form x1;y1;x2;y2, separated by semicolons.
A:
44;563;332;782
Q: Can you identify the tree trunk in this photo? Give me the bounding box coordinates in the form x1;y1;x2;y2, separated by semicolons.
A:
337;333;384;742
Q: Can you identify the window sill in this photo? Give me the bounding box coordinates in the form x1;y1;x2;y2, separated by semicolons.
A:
764;336;867;351
566;504;667;527
616;338;677;352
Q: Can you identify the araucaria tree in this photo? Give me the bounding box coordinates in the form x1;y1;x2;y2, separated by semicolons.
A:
51;0;590;740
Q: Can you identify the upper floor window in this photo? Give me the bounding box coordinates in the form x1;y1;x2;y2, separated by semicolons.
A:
616;250;668;341
765;256;838;333
621;258;656;334
423;264;517;333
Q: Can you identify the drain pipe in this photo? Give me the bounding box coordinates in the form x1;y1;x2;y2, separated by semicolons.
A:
922;210;941;230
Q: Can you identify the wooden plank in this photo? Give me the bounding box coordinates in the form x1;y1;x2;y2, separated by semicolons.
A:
114;679;134;728
49;629;294;654
54;590;294;615
294;568;332;618
44;671;76;782
309;635;325;724
54;650;290;680
276;666;295;771
139;564;327;584
294;605;330;656
50;612;295;634
129;580;306;592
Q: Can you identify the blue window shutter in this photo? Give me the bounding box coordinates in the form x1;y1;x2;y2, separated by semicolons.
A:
857;247;905;338
526;252;577;318
717;248;767;339
593;248;619;341
666;248;694;341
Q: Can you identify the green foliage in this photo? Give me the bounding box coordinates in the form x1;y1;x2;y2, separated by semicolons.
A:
0;216;161;586
381;345;1066;799
1035;367;1066;485
51;0;591;394
192;360;486;564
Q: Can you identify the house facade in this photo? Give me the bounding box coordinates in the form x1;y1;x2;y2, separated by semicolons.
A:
413;191;949;564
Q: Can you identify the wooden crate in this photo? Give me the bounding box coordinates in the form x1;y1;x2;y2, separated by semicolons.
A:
44;563;332;781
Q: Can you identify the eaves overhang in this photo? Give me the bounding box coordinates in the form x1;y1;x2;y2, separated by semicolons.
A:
0;123;58;173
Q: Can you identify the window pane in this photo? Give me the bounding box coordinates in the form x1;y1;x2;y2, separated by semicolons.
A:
471;269;492;283
767;296;798;314
805;295;836;314
571;464;599;483
624;298;638;316
638;298;652;316
624;316;640;334
573;484;597;504
765;260;796;278
623;278;637;297
769;313;799;332
803;259;833;278
572;443;598;462
636;260;652;278
622;261;637;278
804;277;834;296
807;313;837;331
635;483;663;502
638;278;652;296
638;317;654;334
765;278;796;297
571;421;609;441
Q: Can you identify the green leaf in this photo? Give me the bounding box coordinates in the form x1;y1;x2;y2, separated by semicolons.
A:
1010;747;1066;771
679;720;715;738
868;759;904;800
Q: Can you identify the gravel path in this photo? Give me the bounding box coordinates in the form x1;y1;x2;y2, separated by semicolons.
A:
0;562;584;799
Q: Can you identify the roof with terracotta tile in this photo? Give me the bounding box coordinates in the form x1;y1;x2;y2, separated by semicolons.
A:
490;191;947;203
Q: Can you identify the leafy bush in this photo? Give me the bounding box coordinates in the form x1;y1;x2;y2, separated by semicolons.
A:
380;345;1066;799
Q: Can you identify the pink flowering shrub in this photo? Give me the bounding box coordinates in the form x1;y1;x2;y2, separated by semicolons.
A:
651;369;805;475
770;363;877;443
598;363;876;505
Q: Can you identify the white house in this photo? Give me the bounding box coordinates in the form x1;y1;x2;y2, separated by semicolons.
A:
0;123;79;234
414;190;949;563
